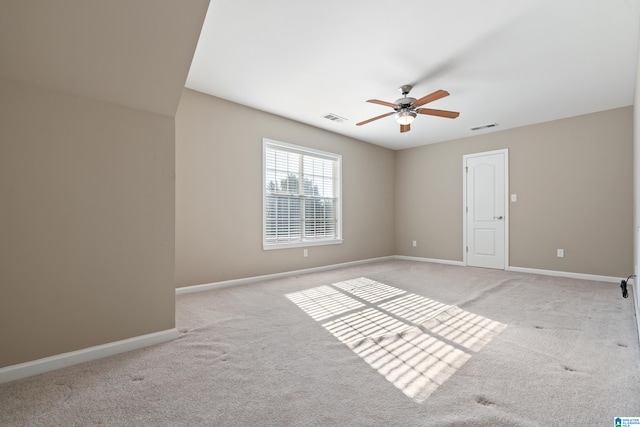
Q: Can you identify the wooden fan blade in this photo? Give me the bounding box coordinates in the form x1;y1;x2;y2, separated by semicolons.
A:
356;111;394;126
367;99;398;108
400;124;411;133
417;108;460;119
413;89;449;107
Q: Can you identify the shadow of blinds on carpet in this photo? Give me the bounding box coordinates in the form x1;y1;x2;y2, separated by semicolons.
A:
286;277;506;403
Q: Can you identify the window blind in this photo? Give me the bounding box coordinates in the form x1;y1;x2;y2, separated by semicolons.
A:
264;140;341;248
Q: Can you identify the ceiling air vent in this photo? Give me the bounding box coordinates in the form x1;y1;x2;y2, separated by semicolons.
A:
323;113;347;124
471;123;498;131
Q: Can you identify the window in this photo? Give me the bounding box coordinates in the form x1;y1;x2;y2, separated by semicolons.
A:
263;138;342;249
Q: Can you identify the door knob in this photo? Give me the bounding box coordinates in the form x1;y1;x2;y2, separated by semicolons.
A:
494;216;504;220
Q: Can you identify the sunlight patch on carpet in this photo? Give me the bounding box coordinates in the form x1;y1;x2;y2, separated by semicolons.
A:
422;306;507;352
333;277;407;303
347;327;471;403
379;293;452;324
285;285;364;321
285;277;507;403
323;308;411;343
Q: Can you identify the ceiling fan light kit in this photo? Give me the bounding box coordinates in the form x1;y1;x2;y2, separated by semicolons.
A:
394;110;416;125
356;85;460;133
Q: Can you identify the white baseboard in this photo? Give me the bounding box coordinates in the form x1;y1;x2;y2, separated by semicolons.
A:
0;328;179;385
398;259;623;283
506;266;622;283
177;256;624;297
176;256;396;295
395;257;622;283
394;255;466;267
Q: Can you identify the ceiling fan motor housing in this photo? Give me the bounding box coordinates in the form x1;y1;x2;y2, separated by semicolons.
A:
395;97;417;109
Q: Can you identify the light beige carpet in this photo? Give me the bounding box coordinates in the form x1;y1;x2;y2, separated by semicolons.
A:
1;260;639;426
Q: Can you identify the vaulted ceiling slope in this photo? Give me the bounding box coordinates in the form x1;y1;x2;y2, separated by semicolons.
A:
0;0;209;117
187;0;640;150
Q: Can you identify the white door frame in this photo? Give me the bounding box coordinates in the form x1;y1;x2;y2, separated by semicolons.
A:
462;149;509;269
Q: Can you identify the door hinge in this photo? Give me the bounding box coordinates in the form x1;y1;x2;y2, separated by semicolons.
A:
466;246;468;253
465;166;468;173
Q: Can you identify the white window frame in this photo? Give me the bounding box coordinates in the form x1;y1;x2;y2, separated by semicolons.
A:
263;138;343;250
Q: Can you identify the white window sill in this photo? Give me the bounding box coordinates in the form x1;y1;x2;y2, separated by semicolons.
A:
263;239;343;251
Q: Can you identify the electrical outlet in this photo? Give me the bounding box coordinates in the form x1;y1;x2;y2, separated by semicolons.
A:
557;249;564;258
412;240;417;247
303;249;308;257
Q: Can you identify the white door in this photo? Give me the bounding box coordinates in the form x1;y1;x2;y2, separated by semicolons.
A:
464;150;508;269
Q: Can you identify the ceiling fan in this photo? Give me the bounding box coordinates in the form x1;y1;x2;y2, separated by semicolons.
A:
356;85;460;133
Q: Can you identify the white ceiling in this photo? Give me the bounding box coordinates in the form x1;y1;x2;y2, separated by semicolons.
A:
187;0;640;150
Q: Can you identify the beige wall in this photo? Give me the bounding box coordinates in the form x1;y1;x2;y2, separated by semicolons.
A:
175;89;396;287
396;106;633;278
177;92;632;285
0;79;176;368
